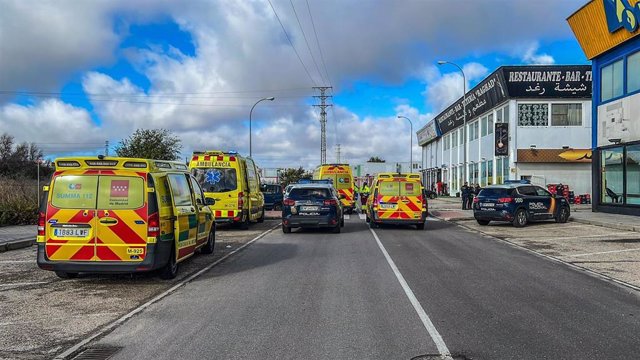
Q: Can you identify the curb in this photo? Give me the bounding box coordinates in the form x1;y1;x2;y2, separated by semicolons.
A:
0;238;35;253
569;217;640;233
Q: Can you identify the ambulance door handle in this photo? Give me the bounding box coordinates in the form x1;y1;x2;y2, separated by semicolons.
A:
168;216;177;221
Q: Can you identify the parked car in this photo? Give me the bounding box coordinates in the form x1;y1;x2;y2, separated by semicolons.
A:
281;183;344;233
473;183;570;227
262;184;283;210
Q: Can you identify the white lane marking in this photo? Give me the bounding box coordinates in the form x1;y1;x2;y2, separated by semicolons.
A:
53;225;278;360
569;247;640;258
344;214;350;220
0;281;48;287
358;213;366;220
369;228;453;359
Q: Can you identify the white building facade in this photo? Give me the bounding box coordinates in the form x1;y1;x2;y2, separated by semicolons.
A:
418;65;593;196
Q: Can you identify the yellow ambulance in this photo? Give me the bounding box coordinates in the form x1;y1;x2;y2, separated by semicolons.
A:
189;150;264;229
313;164;356;213
365;173;427;230
37;156;216;279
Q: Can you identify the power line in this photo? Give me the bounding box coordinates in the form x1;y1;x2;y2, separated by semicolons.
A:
0;87;311;96
290;0;325;85
267;0;317;86
306;0;332;87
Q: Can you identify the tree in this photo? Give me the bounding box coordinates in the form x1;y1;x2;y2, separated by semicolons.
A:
115;128;182;160
0;132;49;179
367;156;385;163
278;167;312;187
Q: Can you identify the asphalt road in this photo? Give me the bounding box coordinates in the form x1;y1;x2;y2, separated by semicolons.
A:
92;216;640;360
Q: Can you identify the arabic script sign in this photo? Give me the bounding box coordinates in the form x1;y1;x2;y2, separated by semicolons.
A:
416;120;439;146
603;0;640;33
503;65;592;98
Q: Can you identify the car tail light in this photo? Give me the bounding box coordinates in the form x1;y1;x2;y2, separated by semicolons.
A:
148;212;160;237
324;199;337;206
498;197;514;203
283;199;295;206
238;192;244;209
38;212;46;236
473;197;480;203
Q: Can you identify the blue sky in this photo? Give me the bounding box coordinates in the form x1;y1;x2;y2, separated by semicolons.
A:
0;0;590;168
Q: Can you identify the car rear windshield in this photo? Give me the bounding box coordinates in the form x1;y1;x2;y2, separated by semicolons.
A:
478;188;516;197
378;181;421;196
51;175;145;209
192;168;237;193
262;185;281;194
288;188;332;200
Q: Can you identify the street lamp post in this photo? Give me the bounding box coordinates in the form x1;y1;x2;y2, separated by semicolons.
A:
438;61;467;185
397;116;413;173
249;97;275;157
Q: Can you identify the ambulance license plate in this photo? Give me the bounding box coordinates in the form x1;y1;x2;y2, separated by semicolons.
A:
380;203;396;209
54;228;89;237
300;206;319;211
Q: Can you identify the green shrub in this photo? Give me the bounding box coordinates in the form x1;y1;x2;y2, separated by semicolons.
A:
0;177;39;226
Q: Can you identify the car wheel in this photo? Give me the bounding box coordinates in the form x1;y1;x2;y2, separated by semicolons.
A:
556;206;569;223
476;219;490;226
416;222;425;230
282;224;291;233
200;229;215;255
430;193;436;199
365;214;370;223
257;208;265;223
340;216;345;227
369;221;378;229
332;222;341;233
55;271;78;279
513;209;528;228
159;246;178;280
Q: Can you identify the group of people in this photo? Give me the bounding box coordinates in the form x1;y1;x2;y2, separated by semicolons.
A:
461;182;481;210
432;181;448;196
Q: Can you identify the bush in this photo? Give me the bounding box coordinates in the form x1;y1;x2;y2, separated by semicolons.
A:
0;177;39;226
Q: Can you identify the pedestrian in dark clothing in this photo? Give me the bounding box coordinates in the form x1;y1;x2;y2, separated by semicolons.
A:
474;184;481;195
467;184;477;209
461;182;470;210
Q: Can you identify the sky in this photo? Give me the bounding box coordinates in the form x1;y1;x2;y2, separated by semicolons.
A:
0;0;590;169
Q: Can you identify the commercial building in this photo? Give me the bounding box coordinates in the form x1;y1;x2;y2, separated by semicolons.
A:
568;0;640;215
417;65;593;196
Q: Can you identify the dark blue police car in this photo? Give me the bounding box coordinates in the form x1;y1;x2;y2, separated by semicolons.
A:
282;181;344;233
473;182;570;227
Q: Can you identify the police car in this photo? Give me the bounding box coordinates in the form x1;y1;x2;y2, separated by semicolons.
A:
281;180;344;233
473;181;570;227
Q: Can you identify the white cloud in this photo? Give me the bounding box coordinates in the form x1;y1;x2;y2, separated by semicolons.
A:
519;42;556;65
420;62;489;114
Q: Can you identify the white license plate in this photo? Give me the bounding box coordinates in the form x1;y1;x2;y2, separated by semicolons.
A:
380;203;396;209
54;228;89;237
300;206;319;211
480;203;495;207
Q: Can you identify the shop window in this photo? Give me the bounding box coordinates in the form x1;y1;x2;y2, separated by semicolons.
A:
487;114;494;135
628;51;640;93
481;116;488;137
488;159;493;185
502;156;509;182
518;104;548;126
551;104;582;126
458;165;464;189
452;131;457;148
504;105;509;123
496;158;503;184
469;121;479;141
626;145;640;205
601;59;624;102
496;108;503;123
459;128;464;145
601;147;624;204
444;134;450;150
480;161;487;187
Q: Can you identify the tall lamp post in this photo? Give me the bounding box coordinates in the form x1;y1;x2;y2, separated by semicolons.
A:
437;61;467;184
249;97;275;157
397;116;413;173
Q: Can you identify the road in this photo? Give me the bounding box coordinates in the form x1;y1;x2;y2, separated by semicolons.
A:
90;216;640;360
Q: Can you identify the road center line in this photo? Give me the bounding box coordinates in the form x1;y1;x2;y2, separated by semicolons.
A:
358;213;366;220
344;214;350;220
369;228;453;359
54;224;278;360
569;247;640;258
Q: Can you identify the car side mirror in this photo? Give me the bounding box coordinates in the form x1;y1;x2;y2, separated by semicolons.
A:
205;197;216;205
196;198;203;205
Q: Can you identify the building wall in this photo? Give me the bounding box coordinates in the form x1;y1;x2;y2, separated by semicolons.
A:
516;163;592;195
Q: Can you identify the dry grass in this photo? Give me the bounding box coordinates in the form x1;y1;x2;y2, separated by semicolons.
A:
0;177;39;226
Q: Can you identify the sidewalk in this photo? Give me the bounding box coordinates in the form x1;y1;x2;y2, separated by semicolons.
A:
0;225;36;252
429;196;640;232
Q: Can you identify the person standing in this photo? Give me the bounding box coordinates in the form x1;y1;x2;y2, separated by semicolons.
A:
461;182;470;210
436;180;443;196
467;184;476;209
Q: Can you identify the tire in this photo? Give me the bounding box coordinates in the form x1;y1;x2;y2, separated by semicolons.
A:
430;193;436;199
257;208;265;223
369;220;378;229
200;229;215;255
55;271;78;279
340;216;345;227
416;222;425;230
240;213;250;230
159;246;178;280
513;209;528;228
365;214;370;223
476;219;490;226
332;223;341;233
282;224;291;233
556;206;569;223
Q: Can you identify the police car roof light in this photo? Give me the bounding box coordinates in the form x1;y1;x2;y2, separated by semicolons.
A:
504;179;531;184
297;179;333;184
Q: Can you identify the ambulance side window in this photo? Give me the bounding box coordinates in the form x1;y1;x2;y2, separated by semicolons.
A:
167;173;194;207
189;175;205;205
